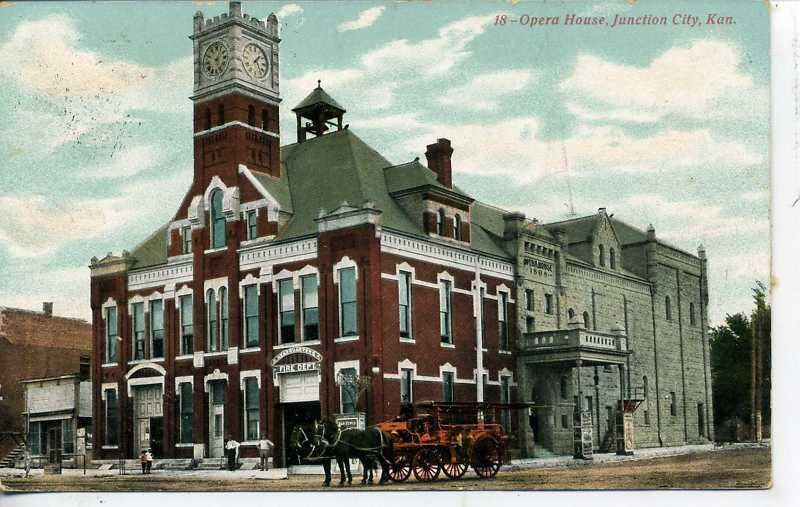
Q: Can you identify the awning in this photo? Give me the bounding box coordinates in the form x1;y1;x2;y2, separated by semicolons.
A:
28;412;72;423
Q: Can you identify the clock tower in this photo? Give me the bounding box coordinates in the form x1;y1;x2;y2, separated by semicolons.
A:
190;1;281;186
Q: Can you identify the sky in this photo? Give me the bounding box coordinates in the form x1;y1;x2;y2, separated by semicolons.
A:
0;1;769;325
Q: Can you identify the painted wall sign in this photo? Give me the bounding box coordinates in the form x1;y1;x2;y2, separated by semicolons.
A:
270;346;322;366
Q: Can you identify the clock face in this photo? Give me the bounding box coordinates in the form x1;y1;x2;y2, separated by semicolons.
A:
202;40;230;78
242;43;269;80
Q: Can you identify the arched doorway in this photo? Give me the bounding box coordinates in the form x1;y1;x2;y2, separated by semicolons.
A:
125;363;166;457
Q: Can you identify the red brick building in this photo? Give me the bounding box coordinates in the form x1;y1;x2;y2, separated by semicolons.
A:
89;2;517;466
0;304;91;460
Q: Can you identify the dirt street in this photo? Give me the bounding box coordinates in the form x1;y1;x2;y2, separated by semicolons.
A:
0;446;770;492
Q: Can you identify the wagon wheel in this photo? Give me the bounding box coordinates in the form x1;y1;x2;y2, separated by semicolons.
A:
388;453;412;482
472;438;502;479
441;456;468;480
412;447;441;482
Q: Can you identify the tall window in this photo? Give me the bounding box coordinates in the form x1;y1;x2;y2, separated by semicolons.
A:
670;392;677;416
105;389;119;446
439;279;452;343
436;208;445;235
246;210;258;240
526;316;535;333
219;287;229;350
105;306;118;363
204;108;211;130
182;225;192;254
665;296;672;321
243;285;259;348
583;311;591;329
179;382;193;444
609;248;616;269
150;299;164;358
302;275;319;341
689;302;697;326
454;214;462;240
568;308;575;320
598;244;605;267
278;278;295;344
442;372;454;402
210;189;226;249
525;289;534;312
544;293;553;315
244;377;259;441
132;302;145;360
247;105;255;126
261;109;269;130
480;287;486;344
500;376;511;429
206;289;218;351
398;271;412;338
28;422;42;455
180;295;193;355
339;267;357;336
339;368;357;414
560;376;568;399
400;368;413;403
643;376;649;399
217;103;224;125
62;419;74;454
498;292;509;350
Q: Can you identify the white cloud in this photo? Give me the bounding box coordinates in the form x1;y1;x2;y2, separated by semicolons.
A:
712;251;771;283
338;6;386;32
77;145;163;179
742;190;768;202
561;39;757;122
275;3;303;19
0;266;92;321
439;70;536;111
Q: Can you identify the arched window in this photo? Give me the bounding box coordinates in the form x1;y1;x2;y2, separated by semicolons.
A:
210;189;226;249
609;248;616;269
219;287;228;350
643;376;649;399
689;302;696;326
247;105;255;126
217;103;225;126
598;244;605;267
582;311;591;329
454;214;462;240
436;208;445;236
206;289;217;352
665;296;672;321
261;109;269;130
568;308;575;320
204;108;211;130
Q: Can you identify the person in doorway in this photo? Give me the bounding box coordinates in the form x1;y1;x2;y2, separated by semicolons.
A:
140;449;147;474
225;435;240;471
145;448;154;474
258;433;274;471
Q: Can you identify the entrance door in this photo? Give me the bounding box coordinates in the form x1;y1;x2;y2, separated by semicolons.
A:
282;401;321;466
137;419;151;455
133;383;163;455
209;381;225;458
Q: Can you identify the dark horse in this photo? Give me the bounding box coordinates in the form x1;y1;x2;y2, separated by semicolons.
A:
289;422;375;486
312;419;393;486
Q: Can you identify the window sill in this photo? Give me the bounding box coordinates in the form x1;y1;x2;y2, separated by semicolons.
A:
175;443;194;448
127;358;164;365
175;354;193;361
301;339;321;346
273;342;303;350
499;350;513;355
101;362;118;368
334;335;359;343
204;247;227;255
240;347;261;353
440;342;455;349
399;337;415;344
101;445;119;450
203;351;228;357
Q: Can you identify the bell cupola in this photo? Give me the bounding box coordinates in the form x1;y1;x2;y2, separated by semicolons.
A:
292;81;346;142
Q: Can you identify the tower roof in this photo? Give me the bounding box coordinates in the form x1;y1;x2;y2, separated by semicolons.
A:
292;81;346;113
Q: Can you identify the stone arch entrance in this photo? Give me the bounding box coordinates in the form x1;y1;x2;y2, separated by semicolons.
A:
125;363;166;457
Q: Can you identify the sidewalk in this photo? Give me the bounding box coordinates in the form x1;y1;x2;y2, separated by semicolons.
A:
0;466;288;480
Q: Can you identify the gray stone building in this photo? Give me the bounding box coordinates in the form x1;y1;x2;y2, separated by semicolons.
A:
506;208;713;455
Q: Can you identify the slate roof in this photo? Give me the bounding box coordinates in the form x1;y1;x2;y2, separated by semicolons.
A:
292;85;346;113
129;223;169;269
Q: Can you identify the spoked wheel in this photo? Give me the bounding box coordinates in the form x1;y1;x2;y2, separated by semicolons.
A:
412;447;441;482
441;458;468;480
388;454;412;482
472;438;502;478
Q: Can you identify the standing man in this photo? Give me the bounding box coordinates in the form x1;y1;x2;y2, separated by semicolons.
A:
258;433;274;471
225;435;240;471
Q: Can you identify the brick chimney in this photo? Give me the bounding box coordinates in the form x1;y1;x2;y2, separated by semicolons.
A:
425;138;454;189
42;302;53;317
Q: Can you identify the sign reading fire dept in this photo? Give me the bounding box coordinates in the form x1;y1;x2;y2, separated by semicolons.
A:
271;346;322;381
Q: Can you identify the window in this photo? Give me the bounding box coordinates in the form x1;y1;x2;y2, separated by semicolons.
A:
278;278;295;344
442;372;454;402
28;422;42;455
698;403;706;437
179;382;193;444
436;208;445;235
339;368;357;414
302;274;319;341
339;267;357;336
105;306;118;363
62;419;74;454
243;285;259;348
643;376;649;399
132;302;145;360
498;291;509;350
261;109;269;130
561;413;569;429
454;214;462;240
583;311;591;329
400;368;413;403
398;271;412;338
179;295;193;355
244;377;260;441
206;289;218;351
150;299;164;358
689;302;697;326
480;287;487;344
598;244;605;267
525;289;534;312
665;296;672;321
500;376;511;429
585;395;593;413
670;392;677;416
568;308;575;320
525;317;535;333
439;279;452;343
246;210;258;240
105;389;119;446
217;103;224;125
544;293;553;315
609;248;616;269
219;287;229;350
560;376;568;399
210;189;226;249
644;409;650;425
182;225;192;254
204;108;211;130
247;105;255;126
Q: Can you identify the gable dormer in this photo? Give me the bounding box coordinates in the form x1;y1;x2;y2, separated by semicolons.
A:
592;208;622;270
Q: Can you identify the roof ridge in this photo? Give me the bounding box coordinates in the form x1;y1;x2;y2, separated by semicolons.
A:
542;214;597;227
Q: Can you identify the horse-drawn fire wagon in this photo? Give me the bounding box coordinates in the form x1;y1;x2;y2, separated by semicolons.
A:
376;401;532;482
